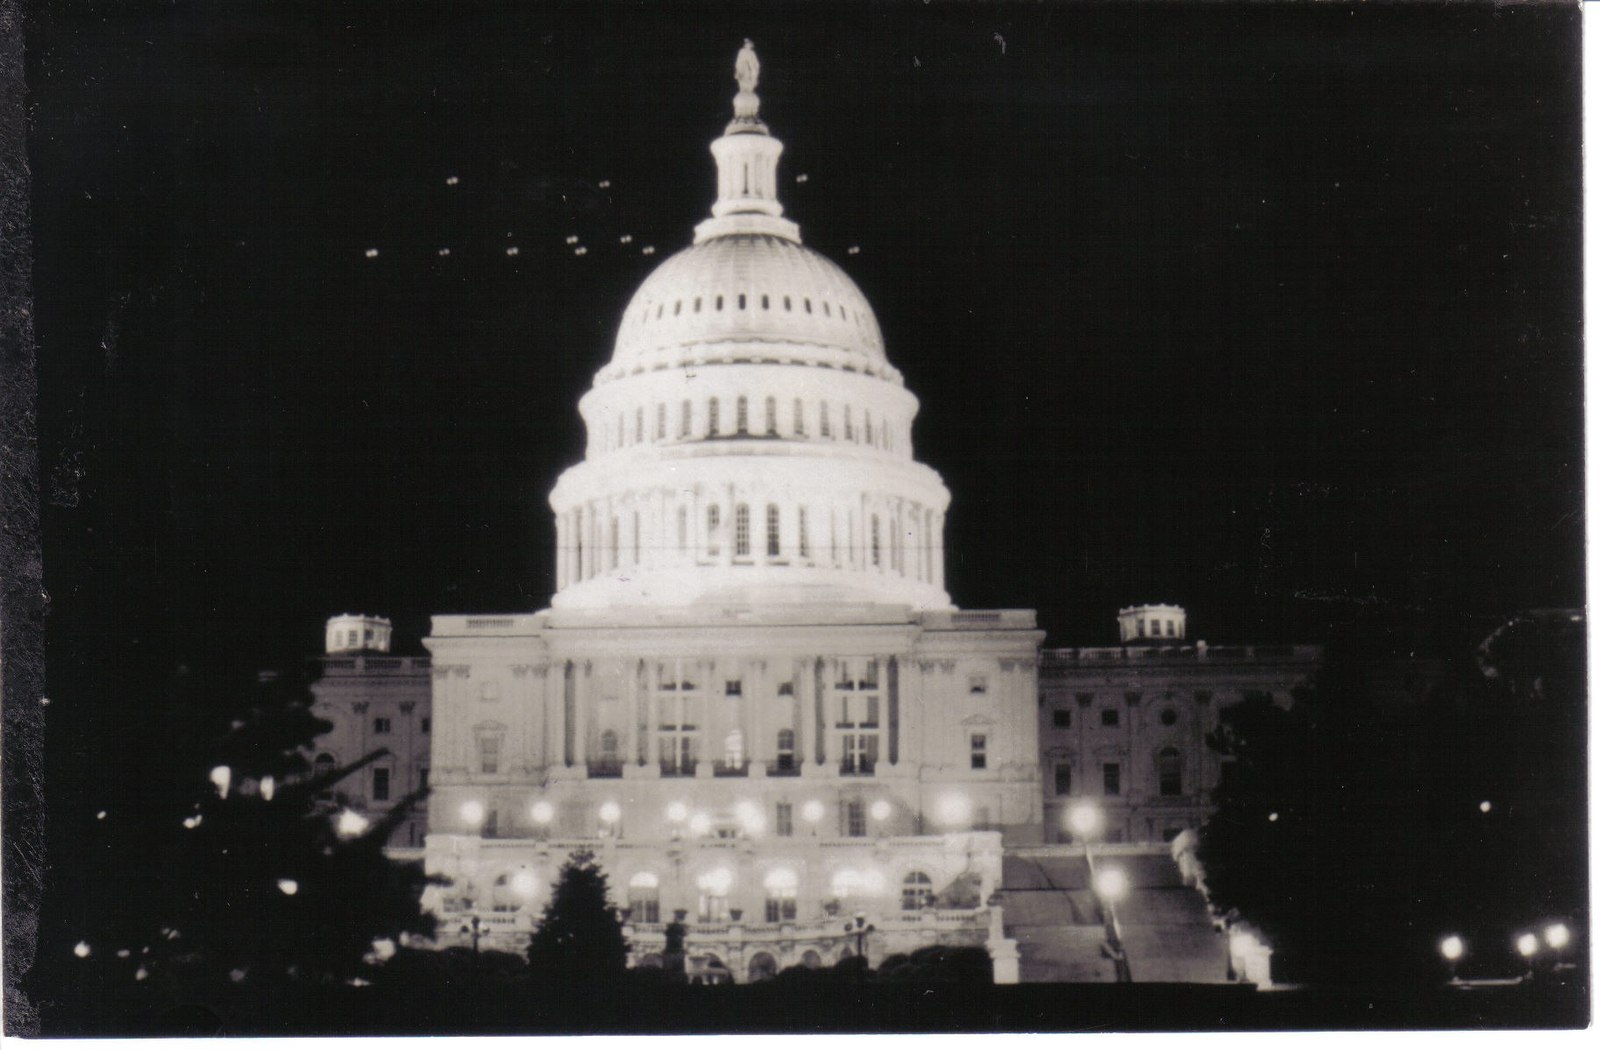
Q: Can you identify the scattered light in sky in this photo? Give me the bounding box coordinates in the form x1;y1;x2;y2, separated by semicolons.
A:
598;179;611;188
506;246;520;256
182;814;202;829
438;248;451;256
619;234;633;244
574;246;588;256
116;949;130;958
210;764;231;798
565;235;579;245
1267;812;1279;822
445;175;459;186
364;248;379;258
135;966;149;982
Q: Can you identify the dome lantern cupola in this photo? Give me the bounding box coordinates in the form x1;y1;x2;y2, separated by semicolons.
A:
696;41;801;244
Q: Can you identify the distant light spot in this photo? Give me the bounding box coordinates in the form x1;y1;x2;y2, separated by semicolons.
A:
1267;812;1279;822
277;878;299;896
260;775;275;801
445;175;459;186
40;697;49;706
182;815;202;829
565;235;580;245
796;173;809;183
229;968;247;983
642;246;656;255
598;179;611;188
117;948;130;958
1479;800;1492;813
135;966;149;981
438;248;451;257
96;810;106;820
574;247;588;256
506;246;520;256
619;234;633;244
364;248;379;258
73;941;90;958
336;809;370;838
847;246;860;255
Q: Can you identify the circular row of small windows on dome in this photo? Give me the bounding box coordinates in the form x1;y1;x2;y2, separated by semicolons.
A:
588;394;905;458
633;290;873;334
554;494;946;593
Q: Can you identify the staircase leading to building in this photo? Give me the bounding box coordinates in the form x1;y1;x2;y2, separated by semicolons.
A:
1000;847;1228;984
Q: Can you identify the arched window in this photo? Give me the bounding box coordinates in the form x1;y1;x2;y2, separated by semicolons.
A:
314;752;337;777
673;300;681;316
803;297;812;314
793;398;805;436
901;871;934;911
844;406;854;441
693;296;702;313
820;402;831;438
766;503;781;557
655;403;666;440
738;293;747;310
864;412;873;445
635;407;644;444
680;399;692;438
765;396;777;435
628;871;661;923
734;504;751;557
715;294;723;311
801;950;822;969
783;295;792;311
706;505;721;557
736;396;749;435
775;729;796;772
798;507;810;559
761;294;770;310
871;515;881;567
1158;747;1183;796
763;869;798;922
598;730;620;775
748;952;778;982
708;398;720;436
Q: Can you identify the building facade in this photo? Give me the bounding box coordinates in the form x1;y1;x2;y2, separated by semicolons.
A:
418;45;1042;979
1038;604;1320;846
308;614;433;849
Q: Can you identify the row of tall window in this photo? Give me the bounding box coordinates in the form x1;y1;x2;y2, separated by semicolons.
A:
598;395;898;453
621;867;935;925
636;290;867;328
1051;748;1185;798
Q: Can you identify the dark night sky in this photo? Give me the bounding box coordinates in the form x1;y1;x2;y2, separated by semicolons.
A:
29;1;1583;673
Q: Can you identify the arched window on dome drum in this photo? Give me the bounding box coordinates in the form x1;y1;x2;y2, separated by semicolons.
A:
677;505;688;553
609;517;619;570
871;515;881;567
761;294;770;310
798;507;810;559
766;504;781;557
693;297;702;313
574;508;584;579
736;396;749;435
708;398;720;436
803;298;812;314
656;403;666;440
793;398;805;436
783;295;792;311
823;301;831;317
734;504;751;558
841;305;849;320
632;511;640;565
738;293;746;310
820;402;831;438
680;399;692;438
864;413;873;445
844;406;854;442
715;294;723;311
706;505;721;558
655;303;663;319
635;407;644;444
674;300;681;316
765;396;777;436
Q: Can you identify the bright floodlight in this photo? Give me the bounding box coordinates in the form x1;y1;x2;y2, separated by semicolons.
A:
736;800;765;834
1516;933;1539;958
1440;935;1465;962
1545;923;1571;950
1479;801;1492;813
511;870;538;896
210;765;232;798
459;800;485;826
73;941;90;959
336;809;370;838
666;801;689;823
599;801;622;824
1067;801;1103;839
699;868;732;895
529;800;554;825
1093;866;1129;902
936;793;972;826
801;800;826;824
688;812;712;837
870;799;892;822
277;878;299;896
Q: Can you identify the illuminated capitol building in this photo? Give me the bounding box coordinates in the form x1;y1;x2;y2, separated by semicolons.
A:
310;44;1317;985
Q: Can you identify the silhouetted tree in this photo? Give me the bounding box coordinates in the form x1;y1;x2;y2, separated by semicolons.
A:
526;849;629;983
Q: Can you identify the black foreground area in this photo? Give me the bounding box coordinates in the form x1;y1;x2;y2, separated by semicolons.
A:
72;976;1589;1037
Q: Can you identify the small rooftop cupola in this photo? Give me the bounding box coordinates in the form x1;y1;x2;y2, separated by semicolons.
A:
695;40;801;245
326;614;393;654
1118;604;1187;644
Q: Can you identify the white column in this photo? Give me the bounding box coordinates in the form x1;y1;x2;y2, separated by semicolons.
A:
574;662;589;769
648;661;662;767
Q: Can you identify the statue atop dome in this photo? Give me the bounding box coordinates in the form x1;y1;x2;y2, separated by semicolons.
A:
736;39;760;94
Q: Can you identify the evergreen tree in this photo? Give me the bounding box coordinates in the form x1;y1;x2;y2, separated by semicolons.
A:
526;849;629;983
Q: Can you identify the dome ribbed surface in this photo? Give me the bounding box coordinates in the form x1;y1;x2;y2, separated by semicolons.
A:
610;235;886;371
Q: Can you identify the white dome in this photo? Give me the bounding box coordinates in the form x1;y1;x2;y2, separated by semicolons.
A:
603;235;891;383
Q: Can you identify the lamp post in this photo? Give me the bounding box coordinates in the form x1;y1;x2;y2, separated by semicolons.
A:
1068;801;1132;983
1515;932;1539;981
1439;934;1465;983
844;912;875;965
460;913;482;958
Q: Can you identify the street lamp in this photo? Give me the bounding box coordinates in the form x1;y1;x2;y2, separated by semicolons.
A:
460;914;482;958
1068;802;1131;983
844;912;876;964
801;799;825;836
1515;932;1539;980
1439;934;1465;983
599;800;622;838
529;799;554;839
1544;923;1571;952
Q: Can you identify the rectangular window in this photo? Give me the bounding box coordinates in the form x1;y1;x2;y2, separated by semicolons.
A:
1052;709;1070;728
775;802;793;837
707;505;721;557
765;396;777;435
479;737;501;775
708;398;720;436
1100;708;1120;727
970;733;988;770
680;399;691;437
373;767;391;801
1102;762;1121;796
736;396;749;434
1054;763;1072;796
766;891;797;923
373;717;391;734
656;402;666;439
725;679;742;697
793;398;805;436
735;504;751;557
846;799;866;838
798;508;810;558
766;504;781;557
421;716;431;733
820;402;831;438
